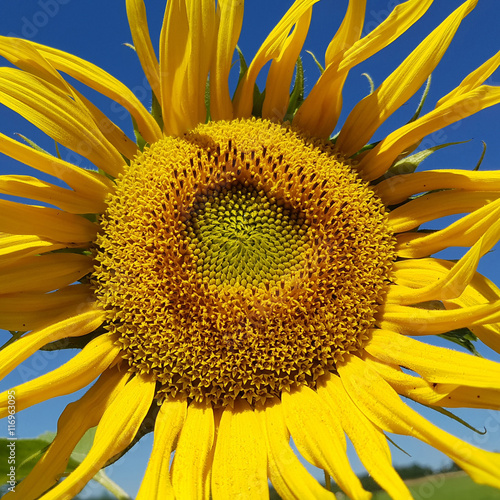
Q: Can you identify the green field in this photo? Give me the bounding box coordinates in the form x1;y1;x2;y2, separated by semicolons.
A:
371;473;500;500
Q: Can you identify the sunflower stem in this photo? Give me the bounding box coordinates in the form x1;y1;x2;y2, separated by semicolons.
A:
93;469;131;500
324;470;332;492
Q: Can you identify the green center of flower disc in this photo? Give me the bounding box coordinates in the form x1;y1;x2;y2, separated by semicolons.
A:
185;183;309;287
92;118;396;407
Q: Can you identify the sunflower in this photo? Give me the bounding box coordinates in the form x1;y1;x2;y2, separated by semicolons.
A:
1;0;500;498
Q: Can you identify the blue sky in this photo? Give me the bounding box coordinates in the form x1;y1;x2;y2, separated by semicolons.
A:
0;0;500;497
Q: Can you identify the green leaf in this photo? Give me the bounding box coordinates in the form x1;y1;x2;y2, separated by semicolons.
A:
439;327;482;357
131;115;147;152
1;429;131;499
413;300;446;310
408;74;432;123
361;72;375;94
93;470;131;500
123;42;136;52
69;427;97;463
386;140;470;177
329;130;340;144
424;405;486;435
151;89;164;131
14;133;51;155
285;56;304;120
473;141;487;171
235;45;249;87
351;140;380;157
54;142;62;160
306;50;324;74
81;213;99;223
252;85;265;118
0;434;54;480
0;331;24;352
234;45;265;117
385;434;411;457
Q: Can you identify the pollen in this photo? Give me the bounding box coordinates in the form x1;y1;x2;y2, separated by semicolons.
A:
92;118;396;407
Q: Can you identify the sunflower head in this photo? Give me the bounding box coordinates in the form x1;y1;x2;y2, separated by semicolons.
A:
92;118;396;406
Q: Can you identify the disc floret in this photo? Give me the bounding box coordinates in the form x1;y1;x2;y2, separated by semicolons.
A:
185;183;310;288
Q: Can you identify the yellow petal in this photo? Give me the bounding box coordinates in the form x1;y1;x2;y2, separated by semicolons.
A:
0;302;103;380
387;215;500;304
333;0;433;74
367;355;500;411
366;329;500;388
210;0;244;121
0;233;70;267
0;36;138;162
160;0;217;135
0;284;93;332
32;41;162;144
384;258;500;352
336;0;477;157
375;169;500;206
0;253;93;294
172;401;215;500
233;0;320;118
365;356;459;405
437;49;500;106
262;7;312;121
74;90;139;161
43;373;155;500
0;333;120;418
446;285;500;355
159;0;189;136
396;197;500;258
377;300;500;335
392;257;476;289
338;355;500;488
282;386;370;500
126;0;160;95
440;385;500;410
318;373;411;500
293;0;366;136
0;174;105;215
257;398;335;500
0;68;125;177
212;399;268;499
0;131;112;204
0;36;65;88
357;86;500;180
388;190;500;234
447;263;500;304
296;0;433;137
9;366;129;500
137;398;187;500
0;198;97;243
324;0;366;66
279;0;435;137
182;0;217;130
471;323;500;354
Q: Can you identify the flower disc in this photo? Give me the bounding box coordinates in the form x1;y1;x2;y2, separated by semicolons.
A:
93;118;395;406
